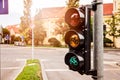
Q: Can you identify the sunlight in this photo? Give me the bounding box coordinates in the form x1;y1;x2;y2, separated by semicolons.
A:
31;0;66;17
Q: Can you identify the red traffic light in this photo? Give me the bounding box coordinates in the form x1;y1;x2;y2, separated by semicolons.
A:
65;8;85;29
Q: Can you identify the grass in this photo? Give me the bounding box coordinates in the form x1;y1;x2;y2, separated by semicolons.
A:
15;59;43;80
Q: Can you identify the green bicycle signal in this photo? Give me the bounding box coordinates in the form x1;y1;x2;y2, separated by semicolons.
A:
69;56;78;66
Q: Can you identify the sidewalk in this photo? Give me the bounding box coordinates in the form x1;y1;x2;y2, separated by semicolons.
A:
104;47;120;51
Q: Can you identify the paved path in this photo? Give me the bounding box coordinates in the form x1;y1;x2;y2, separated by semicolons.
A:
0;44;120;80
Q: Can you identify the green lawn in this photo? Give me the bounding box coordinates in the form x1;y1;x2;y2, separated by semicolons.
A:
15;59;43;80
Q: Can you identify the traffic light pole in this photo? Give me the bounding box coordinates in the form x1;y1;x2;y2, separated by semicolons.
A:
92;0;104;80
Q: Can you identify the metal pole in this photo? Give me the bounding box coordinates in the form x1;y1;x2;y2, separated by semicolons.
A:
32;25;34;60
93;0;104;80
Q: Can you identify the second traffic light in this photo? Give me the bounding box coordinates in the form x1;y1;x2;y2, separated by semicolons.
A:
64;6;91;75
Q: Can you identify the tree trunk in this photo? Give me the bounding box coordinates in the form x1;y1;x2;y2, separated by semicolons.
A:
113;36;116;48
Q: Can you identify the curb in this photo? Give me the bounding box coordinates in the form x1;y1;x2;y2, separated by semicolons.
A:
41;61;48;80
104;48;120;51
13;60;26;80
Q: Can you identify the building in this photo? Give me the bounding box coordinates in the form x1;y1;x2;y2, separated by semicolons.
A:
35;7;67;45
6;24;20;37
113;0;120;13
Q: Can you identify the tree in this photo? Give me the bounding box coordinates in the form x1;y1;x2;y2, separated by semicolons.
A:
66;0;80;8
10;35;15;44
2;28;10;44
34;9;46;46
54;18;69;38
19;0;32;43
48;37;61;47
2;28;10;38
105;6;120;48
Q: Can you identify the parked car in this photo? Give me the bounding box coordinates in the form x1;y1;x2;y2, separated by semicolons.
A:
14;41;26;46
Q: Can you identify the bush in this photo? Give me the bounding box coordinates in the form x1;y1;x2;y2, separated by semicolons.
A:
104;38;113;47
14;36;21;41
104;38;113;43
48;37;61;47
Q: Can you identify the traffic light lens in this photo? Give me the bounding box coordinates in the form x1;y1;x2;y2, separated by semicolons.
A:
64;52;84;71
69;56;79;66
70;34;80;48
65;8;85;29
65;30;84;49
70;13;80;27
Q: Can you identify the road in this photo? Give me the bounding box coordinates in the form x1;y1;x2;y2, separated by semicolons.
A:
0;44;120;80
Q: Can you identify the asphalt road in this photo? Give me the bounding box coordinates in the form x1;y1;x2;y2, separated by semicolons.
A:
0;44;120;80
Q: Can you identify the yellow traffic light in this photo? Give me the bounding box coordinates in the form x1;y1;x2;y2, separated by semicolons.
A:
65;30;84;49
70;34;80;48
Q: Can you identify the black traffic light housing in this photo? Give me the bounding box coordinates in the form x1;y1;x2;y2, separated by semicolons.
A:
64;6;91;75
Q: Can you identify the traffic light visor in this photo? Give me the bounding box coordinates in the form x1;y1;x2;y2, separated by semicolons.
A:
65;8;85;28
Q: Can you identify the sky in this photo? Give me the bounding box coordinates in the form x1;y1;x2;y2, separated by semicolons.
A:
0;0;113;27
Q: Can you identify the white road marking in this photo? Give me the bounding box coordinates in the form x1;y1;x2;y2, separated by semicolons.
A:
104;61;117;64
45;69;70;72
104;68;120;71
1;67;21;70
40;59;49;62
16;59;26;61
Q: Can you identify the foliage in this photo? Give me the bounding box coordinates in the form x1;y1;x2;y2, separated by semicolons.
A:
14;36;21;41
15;59;42;80
19;0;32;44
2;28;10;38
105;16;120;37
66;0;80;8
10;35;15;44
54;18;69;37
34;9;46;46
21;28;31;44
48;37;61;47
104;37;113;47
105;6;120;48
104;37;113;43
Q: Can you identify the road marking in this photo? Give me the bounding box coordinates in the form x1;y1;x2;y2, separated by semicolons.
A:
45;69;70;72
1;67;21;70
41;59;49;62
104;68;120;71
16;59;26;61
104;61;117;64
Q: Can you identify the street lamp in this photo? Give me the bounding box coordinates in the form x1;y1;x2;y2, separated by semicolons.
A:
31;23;35;60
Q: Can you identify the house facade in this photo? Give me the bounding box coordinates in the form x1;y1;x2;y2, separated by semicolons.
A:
113;0;120;13
6;24;20;37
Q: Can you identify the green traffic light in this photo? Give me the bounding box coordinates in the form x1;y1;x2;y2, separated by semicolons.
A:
69;56;78;66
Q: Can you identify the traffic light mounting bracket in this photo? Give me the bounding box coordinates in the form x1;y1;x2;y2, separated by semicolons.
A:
84;5;98;77
92;0;103;11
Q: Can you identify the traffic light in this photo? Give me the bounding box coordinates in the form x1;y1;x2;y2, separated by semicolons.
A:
64;6;91;75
